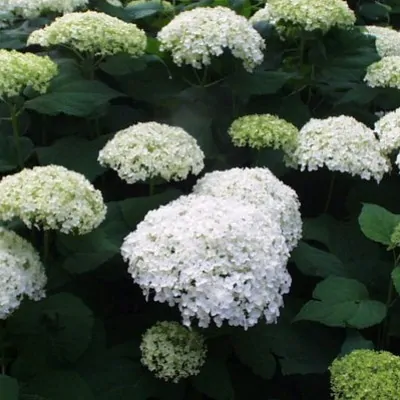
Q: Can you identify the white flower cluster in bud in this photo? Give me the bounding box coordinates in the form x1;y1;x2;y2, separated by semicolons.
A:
192;167;302;251
0;227;46;319
27;11;147;57
98;122;205;184
0;165;107;235
157;6;265;72
286;116;390;182
364;25;400;57
140;321;207;382
121;195;291;329
0;50;58;98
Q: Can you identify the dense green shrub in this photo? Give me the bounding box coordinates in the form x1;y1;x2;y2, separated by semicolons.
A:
0;0;400;399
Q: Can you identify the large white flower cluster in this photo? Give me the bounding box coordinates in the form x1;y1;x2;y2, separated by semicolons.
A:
140;321;207;382
286;116;390;182
27;11;147;57
157;6;265;72
0;50;58;98
249;4;274;25
2;0;88;19
364;56;400;89
0;165;107;235
98;122;205;184
375;107;400;154
0;228;46;319
267;0;355;34
192;167;302;251
364;25;400;57
121;195;291;329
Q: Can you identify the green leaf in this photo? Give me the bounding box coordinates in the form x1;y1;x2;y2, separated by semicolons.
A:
291;241;348;277
0;375;19;400
8;293;94;363
125;1;164;19
25;80;122;117
232;328;276;379
23;371;94;400
358;203;400;246
392;267;400;295
36;136;110;181
0;134;34;171
294;277;387;328
359;3;391;20
228;70;295;96
192;357;234;400
340;330;374;357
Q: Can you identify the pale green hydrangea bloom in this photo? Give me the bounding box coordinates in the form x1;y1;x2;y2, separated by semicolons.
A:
0;227;46;319
249;4;274;25
0;165;107;235
140;321;207;382
229;114;299;151
127;0;173;13
374;107;400;154
330;349;400;400
27;11;147;57
1;0;88;19
0;50;58;99
390;222;400;247
98;122;205;184
157;6;265;72
364;25;400;57
268;0;355;35
286;116;390;182
365;56;400;89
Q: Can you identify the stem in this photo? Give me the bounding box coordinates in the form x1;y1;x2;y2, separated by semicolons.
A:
43;230;50;264
9;104;23;169
323;173;335;213
299;37;306;66
149;179;155;196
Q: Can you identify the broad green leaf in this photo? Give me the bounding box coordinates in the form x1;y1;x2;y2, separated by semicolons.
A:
0;375;19;400
36;136;110;181
125;1;164;19
358;203;400;246
228;70;295;96
192;357;234;400
8;293;94;363
359;3;391;20
291;241;347;277
23;371;94;400
336;84;378;105
0;135;34;171
231;328;276;379
25;80;122;117
392;267;400;295
294;277;387;328
340;330;374;356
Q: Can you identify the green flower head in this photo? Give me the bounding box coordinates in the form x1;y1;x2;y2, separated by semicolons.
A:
140;321;207;382
228;114;299;151
330;349;400;399
0;50;58;99
390;222;400;248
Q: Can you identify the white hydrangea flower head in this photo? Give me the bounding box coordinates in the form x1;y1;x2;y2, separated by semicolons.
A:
0;227;46;319
374;107;400;154
364;25;400;57
192;167;302;251
121;194;291;329
0;165;107;235
157;6;265;72
127;0;174;14
228;114;299;152
27;11;147;57
365;56;400;89
98;122;205;184
286;116;390;182
268;0;355;35
249;4;274;25
140;321;207;382
2;0;88;19
0;50;58;98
